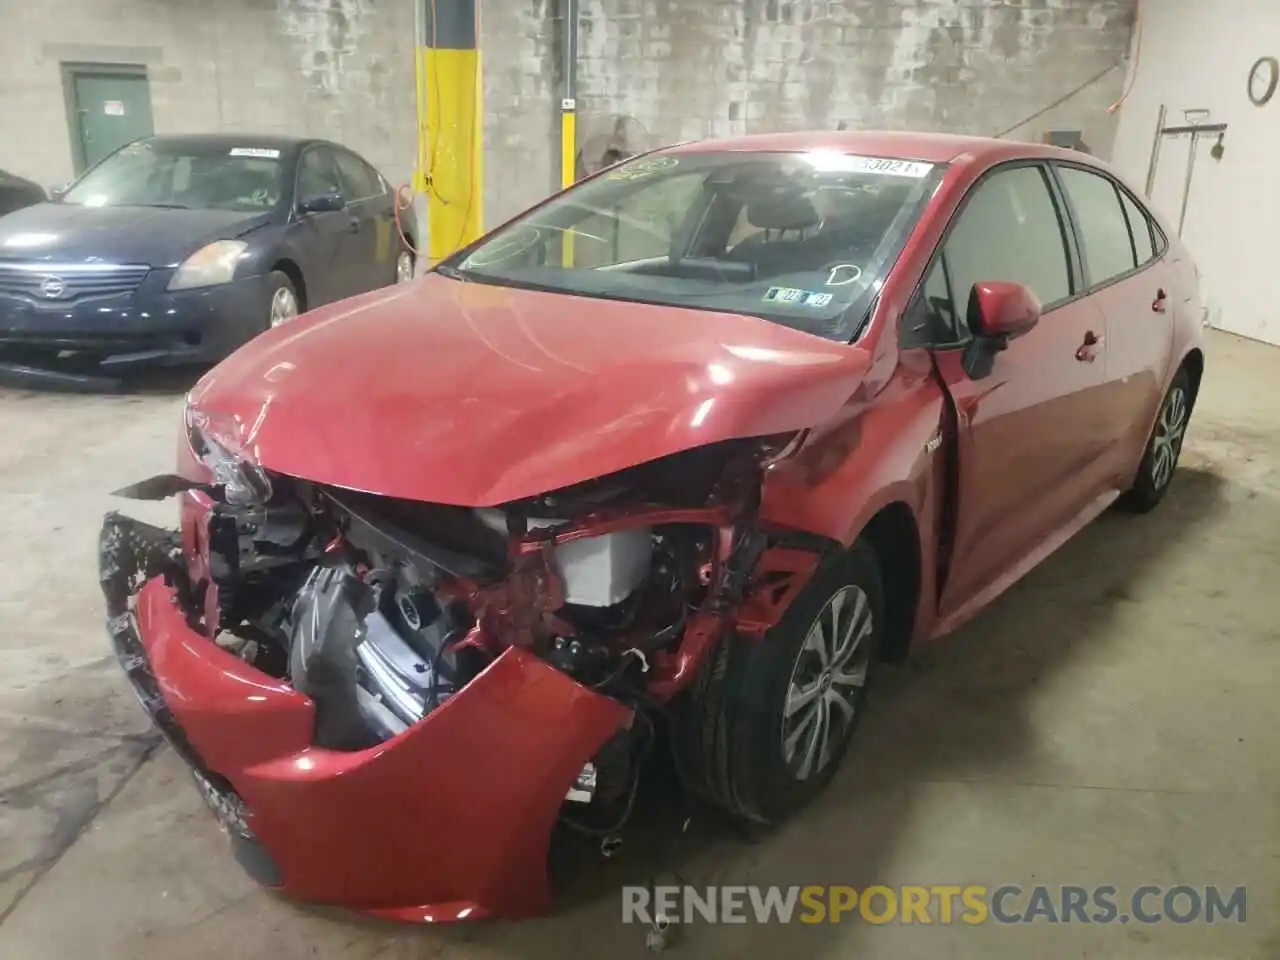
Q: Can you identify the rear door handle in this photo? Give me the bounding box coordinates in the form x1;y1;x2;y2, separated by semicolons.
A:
347;217;361;233
1075;330;1103;362
1152;288;1167;313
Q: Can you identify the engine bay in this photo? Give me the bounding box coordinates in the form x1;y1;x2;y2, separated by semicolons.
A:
114;432;826;823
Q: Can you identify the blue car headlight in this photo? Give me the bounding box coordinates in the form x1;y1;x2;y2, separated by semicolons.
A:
168;240;248;291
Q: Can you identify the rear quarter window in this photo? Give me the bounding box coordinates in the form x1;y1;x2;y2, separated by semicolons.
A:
1118;189;1156;265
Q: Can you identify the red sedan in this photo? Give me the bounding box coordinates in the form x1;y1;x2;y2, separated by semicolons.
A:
100;131;1204;922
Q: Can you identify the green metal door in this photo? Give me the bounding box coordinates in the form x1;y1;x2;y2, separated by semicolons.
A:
70;70;154;171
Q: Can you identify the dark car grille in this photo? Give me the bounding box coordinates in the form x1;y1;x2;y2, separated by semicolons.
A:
0;262;150;301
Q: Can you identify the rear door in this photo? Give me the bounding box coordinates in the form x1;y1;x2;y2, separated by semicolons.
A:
332;148;395;292
1052;162;1177;485
914;163;1110;619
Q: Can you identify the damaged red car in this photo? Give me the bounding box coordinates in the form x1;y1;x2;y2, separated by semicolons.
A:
100;131;1205;922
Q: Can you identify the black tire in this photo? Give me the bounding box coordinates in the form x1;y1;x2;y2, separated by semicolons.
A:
263;270;300;333
1118;367;1192;514
671;541;884;825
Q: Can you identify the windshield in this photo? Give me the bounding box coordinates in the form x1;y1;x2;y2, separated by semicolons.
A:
62;140;285;212
446;149;944;342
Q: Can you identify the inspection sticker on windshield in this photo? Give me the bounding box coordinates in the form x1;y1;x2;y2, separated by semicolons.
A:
764;286;833;307
605;156;679;181
229;147;281;159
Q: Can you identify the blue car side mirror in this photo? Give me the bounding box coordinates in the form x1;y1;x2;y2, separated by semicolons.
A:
298;192;345;214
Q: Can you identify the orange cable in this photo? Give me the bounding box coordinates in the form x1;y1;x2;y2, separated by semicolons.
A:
1108;0;1143;114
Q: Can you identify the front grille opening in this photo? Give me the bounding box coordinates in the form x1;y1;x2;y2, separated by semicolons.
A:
0;262;151;301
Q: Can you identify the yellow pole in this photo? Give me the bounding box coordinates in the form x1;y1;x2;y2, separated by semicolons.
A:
561;100;576;191
559;0;578;266
561;97;576;267
418;0;483;265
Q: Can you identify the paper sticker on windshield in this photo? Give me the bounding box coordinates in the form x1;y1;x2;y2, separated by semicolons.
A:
604;156;679;181
764;286;832;307
229;147;281;159
807;153;933;178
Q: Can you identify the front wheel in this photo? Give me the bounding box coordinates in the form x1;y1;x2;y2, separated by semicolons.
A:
672;542;883;825
1118;367;1192;513
265;271;300;330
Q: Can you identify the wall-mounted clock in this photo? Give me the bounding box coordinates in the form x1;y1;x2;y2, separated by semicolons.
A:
1248;56;1278;106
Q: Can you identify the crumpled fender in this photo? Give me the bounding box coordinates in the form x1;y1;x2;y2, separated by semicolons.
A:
131;577;632;920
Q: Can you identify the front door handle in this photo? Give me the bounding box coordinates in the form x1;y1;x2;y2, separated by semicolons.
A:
1152;288;1168;313
347;217;361;233
1075;330;1103;362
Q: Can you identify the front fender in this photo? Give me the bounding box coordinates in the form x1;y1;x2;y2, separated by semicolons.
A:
759;358;943;547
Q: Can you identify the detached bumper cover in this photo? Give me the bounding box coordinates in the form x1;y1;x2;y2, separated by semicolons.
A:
98;512;633;921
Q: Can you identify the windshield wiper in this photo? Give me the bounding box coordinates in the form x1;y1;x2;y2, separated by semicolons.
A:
434;263;469;281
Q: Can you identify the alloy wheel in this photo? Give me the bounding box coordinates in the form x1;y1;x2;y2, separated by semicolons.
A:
781;584;873;781
1151;385;1188;490
269;286;298;327
396;251;414;283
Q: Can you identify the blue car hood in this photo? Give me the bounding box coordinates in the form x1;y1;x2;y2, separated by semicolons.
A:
0;203;271;267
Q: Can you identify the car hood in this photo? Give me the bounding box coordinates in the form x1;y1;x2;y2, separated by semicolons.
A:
0;203;270;267
187;274;874;506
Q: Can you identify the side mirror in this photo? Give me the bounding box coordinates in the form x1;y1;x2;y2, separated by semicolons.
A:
298;192;345;214
961;281;1041;379
970;280;1041;340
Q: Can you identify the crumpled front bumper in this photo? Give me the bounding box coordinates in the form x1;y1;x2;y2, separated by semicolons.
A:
98;512;633;921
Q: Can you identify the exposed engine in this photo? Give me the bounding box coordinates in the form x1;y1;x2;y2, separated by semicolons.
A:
148;430;816;818
286;558;470;749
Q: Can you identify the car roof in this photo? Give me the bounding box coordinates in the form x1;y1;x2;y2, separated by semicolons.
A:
665;129;1098;166
134;133;317;152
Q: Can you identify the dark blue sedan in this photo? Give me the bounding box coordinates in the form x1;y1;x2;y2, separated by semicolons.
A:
0;134;418;385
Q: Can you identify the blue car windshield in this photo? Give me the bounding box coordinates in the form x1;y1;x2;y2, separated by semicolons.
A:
62;140;285;213
445;150;945;342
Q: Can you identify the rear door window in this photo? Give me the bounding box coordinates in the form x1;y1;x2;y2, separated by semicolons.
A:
1058;166;1138;285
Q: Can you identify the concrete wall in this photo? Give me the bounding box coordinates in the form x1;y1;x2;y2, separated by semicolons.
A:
2;0;1134;232
482;0;1137;225
0;0;418;192
480;1;561;226
1110;0;1280;347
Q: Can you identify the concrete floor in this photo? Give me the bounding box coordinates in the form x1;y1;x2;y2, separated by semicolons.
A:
0;329;1276;959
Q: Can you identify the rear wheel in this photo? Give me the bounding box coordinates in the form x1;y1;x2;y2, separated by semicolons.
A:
265;271;299;329
1118;367;1192;513
395;249;414;284
672;542;883;824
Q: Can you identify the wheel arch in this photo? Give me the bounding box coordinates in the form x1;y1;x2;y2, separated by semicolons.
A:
1180;347;1204;408
854;500;921;663
270;258;307;311
399;226;417;255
